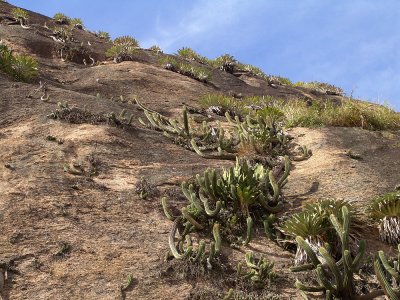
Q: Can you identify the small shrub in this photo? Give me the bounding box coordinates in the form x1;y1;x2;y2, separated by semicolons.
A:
176;47;208;64
114;36;140;47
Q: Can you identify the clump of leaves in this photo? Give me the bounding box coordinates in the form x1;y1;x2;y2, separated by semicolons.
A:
367;191;400;245
176;47;208;64
106;36;139;63
0;44;38;82
70;18;83;28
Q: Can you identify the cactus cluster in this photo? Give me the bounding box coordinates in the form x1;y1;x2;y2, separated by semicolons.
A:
167;216;221;269
11;8;29;28
162;157;290;257
136;99;236;159
225;110;289;157
367;191;400;245
237;251;276;288
47;102;134;127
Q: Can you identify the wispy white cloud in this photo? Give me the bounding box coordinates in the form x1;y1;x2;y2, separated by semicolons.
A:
142;0;247;51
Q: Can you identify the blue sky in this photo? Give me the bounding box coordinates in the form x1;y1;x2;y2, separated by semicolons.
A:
11;0;400;111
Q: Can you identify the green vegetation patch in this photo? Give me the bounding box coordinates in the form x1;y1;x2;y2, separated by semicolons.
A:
0;44;38;82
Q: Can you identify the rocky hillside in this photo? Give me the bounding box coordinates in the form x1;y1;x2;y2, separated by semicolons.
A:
1;2;400;300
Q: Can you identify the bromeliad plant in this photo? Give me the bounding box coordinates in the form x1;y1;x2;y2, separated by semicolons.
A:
281;199;361;265
163;156;291;255
0;44;38;82
106;36;140;63
367;191;400;245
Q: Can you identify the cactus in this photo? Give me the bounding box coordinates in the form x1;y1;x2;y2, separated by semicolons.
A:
169;217;193;259
374;245;400;299
161;197;175;221
237;251;276;288
242;216;253;246
291;145;313;161
290;206;381;299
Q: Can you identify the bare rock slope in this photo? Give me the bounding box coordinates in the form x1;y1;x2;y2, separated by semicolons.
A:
0;2;399;299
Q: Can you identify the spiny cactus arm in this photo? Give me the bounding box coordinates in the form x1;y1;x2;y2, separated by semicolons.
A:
374;258;400;300
319;247;343;292
263;214;277;240
277;156;290;187
199;193;221;217
290;263;315;272
181;207;204;230
268;170;280;203
245;251;258;269
296;236;320;266
225;111;238;126
352;240;366;271
190;139;236;160
316;265;337;295
223;288;234;300
181;183;204;213
295;279;325;293
258;193;283;213
169;217;193;259
182;106;190;137
193;240;206;262
213;223;221;253
243;216;253;245
208;241;216;264
330;206;350;252
143;110;160;129
378;250;400;282
161;197;176;221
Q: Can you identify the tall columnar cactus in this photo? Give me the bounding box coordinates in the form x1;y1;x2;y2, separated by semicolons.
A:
374;245;400;299
290;206;374;299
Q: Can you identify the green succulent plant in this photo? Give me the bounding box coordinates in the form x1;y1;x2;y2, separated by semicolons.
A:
113;36;140;47
149;45;162;53
367;192;400;245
